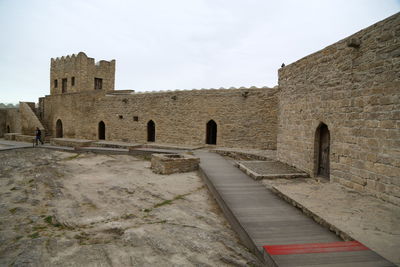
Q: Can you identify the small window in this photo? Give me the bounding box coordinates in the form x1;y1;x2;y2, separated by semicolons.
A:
94;78;103;90
133;116;139;121
71;77;75;86
118;115;123;119
62;78;67;93
54;79;58;88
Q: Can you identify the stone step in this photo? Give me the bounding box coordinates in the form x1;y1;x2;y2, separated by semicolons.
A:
235;160;309;180
90;140;141;149
50;138;94;148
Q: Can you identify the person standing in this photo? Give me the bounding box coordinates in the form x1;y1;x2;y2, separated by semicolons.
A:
35;127;44;146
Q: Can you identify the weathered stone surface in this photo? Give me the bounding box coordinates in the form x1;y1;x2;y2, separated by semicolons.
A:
2;12;399;206
50;52;115;95
50;138;93;148
277;12;400;206
151;153;200;174
40;86;278;150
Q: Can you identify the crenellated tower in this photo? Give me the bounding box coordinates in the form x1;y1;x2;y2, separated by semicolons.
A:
50;52;115;95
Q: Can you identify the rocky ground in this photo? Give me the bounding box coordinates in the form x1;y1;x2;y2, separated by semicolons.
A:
0;149;261;266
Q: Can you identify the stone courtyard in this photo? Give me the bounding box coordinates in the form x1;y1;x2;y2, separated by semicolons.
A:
0;10;399;267
0;148;260;266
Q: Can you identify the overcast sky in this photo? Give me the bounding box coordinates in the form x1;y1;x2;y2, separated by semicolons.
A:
0;0;398;104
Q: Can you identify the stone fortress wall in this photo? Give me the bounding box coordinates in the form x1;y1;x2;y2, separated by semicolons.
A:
1;12;399;205
41;86;278;149
50;52;115;95
277;13;400;205
1;108;21;135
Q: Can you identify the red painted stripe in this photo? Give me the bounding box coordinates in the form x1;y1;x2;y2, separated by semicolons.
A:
264;241;369;255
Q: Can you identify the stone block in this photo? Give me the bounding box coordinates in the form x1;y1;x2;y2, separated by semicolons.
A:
151;153;200;175
15;135;35;143
4;133;21;141
50;138;93;148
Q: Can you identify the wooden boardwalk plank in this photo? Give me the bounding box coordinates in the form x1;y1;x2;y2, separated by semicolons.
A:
195;151;395;266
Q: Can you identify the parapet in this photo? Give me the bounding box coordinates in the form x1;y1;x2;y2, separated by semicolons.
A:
51;52;115;69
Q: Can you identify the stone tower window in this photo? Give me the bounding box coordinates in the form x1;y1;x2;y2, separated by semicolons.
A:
71;77;75;86
94;78;103;90
62;78;67;93
133;116;139;121
54;79;58;88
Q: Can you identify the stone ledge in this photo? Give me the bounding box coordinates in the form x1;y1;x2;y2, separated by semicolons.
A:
4;133;22;141
236;160;309;180
15;135;35;143
270;185;355;242
50;138;94;148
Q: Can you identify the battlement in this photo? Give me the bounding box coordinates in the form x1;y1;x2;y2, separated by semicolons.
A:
50;52;115;95
104;86;274;97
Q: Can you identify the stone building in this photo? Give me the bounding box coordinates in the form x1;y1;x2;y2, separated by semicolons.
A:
1;12;399;205
277;12;399;206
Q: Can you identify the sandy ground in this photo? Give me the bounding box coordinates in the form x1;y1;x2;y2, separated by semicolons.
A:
0;149;261;266
261;178;400;265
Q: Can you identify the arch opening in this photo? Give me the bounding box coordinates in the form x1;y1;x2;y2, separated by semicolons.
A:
98;121;105;140
206;120;217;145
315;123;330;179
147;120;155;142
56;119;63;138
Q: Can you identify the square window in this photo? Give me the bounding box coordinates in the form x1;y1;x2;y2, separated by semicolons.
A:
133;116;139;121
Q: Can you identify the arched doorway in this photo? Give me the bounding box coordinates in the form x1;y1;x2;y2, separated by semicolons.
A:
206;120;217;145
56;119;63;138
315;123;330;179
6;125;10;133
147;120;155;142
98;121;105;140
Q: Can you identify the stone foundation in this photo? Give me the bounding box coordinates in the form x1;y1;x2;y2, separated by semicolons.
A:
50;138;94;148
151;153;200;174
15;135;35;143
4;133;21;141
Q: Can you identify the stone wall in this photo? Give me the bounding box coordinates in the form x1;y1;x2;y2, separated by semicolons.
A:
41;86;278;150
0;109;6;137
50;52;115;95
18;102;44;135
277;13;400;205
5;108;21;134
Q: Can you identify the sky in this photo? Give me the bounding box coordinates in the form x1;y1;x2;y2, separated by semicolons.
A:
0;0;399;104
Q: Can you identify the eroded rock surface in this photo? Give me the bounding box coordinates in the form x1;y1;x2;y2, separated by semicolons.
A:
0;149;260;266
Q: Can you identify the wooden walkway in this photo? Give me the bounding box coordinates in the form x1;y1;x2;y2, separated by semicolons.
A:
195;151;394;266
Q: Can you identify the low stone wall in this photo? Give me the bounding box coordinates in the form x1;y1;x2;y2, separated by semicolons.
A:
4;133;20;141
50;138;93;148
15;135;35;143
151;153;200;174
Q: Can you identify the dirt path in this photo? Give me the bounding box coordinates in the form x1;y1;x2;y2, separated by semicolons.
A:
0;149;261;266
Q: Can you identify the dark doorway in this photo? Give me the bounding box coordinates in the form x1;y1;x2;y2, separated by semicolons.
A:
56;119;63;138
6;125;10;133
98;121;105;140
147;120;155;142
206;120;217;145
316;123;330;179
